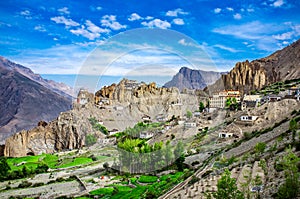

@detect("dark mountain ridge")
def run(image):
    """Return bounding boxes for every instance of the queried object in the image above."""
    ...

[164,67,224,91]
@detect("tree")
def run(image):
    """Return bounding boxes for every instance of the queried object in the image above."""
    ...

[255,142,266,154]
[289,119,298,143]
[103,162,109,172]
[226,97,238,110]
[199,102,205,112]
[186,110,193,119]
[209,168,244,199]
[0,157,10,181]
[276,148,300,199]
[175,154,185,171]
[85,133,97,146]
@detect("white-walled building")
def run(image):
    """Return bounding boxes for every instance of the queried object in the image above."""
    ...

[240,115,258,121]
[139,131,154,139]
[184,122,197,128]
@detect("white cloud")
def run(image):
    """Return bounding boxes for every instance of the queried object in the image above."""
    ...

[272,0,284,7]
[70,20,109,40]
[20,10,32,19]
[233,13,242,20]
[101,15,126,30]
[272,32,293,40]
[128,13,142,21]
[141,19,171,29]
[51,16,80,27]
[226,7,234,11]
[166,8,188,17]
[85,20,109,34]
[145,16,154,20]
[214,8,222,14]
[172,18,184,25]
[70,26,100,40]
[212,21,289,51]
[214,44,239,53]
[58,7,70,15]
[96,6,102,10]
[34,25,46,32]
[247,8,255,12]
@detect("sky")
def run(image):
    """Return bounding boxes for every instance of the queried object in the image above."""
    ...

[0,0,300,77]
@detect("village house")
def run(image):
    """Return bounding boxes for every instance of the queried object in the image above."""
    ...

[108,129,120,136]
[193,111,201,117]
[240,115,258,121]
[184,122,197,128]
[114,106,124,111]
[139,131,154,139]
[98,120,104,125]
[218,132,233,138]
[156,114,168,122]
[242,95,262,110]
[98,98,110,105]
[267,95,282,102]
[124,79,140,90]
[141,115,151,122]
[77,89,94,105]
[99,137,116,145]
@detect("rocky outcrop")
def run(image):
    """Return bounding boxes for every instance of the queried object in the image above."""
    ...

[164,67,223,91]
[96,79,181,105]
[206,39,300,94]
[4,112,86,157]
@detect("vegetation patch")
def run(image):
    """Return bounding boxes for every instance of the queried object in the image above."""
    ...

[138,175,158,183]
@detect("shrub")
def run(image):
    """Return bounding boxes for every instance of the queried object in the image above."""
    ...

[85,134,97,146]
[18,180,32,188]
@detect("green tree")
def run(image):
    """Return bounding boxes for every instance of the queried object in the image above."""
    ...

[186,110,193,119]
[199,102,205,112]
[289,119,298,143]
[276,148,300,199]
[85,133,97,146]
[0,157,10,181]
[210,168,244,199]
[254,142,266,154]
[175,154,185,171]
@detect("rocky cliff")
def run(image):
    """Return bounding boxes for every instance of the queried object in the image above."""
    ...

[0,58,71,143]
[206,39,300,94]
[163,67,223,91]
[4,111,93,157]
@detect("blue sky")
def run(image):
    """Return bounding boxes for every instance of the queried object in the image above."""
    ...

[0,0,299,75]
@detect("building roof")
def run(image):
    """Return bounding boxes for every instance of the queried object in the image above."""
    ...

[244,95,261,101]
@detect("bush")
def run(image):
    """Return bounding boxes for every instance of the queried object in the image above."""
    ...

[171,134,175,139]
[85,134,97,146]
[18,180,32,188]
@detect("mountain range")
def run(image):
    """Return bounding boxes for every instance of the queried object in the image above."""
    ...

[0,57,72,143]
[163,67,224,90]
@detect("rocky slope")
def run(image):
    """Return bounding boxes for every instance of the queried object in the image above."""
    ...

[164,67,223,91]
[0,62,71,143]
[0,56,73,98]
[4,111,90,157]
[206,39,300,94]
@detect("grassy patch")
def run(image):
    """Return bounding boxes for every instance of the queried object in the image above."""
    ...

[58,157,93,168]
[90,187,114,195]
[138,175,158,183]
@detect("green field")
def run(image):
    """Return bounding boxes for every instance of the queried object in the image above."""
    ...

[6,153,107,173]
[84,171,185,199]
